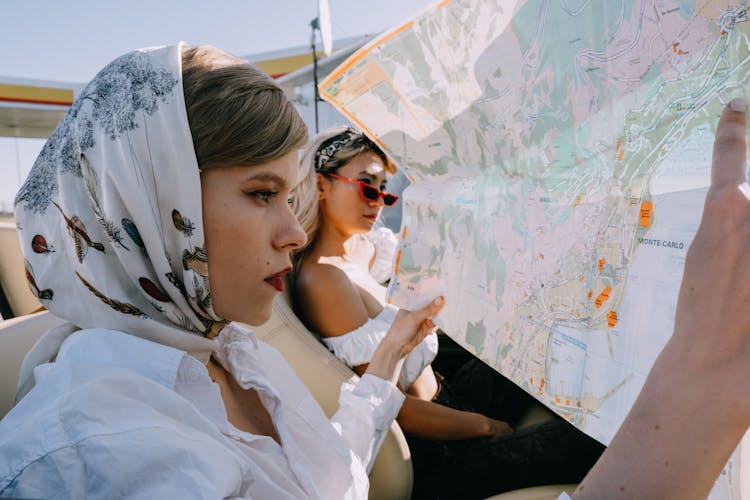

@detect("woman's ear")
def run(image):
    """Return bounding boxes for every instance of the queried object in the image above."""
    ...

[316,173,327,200]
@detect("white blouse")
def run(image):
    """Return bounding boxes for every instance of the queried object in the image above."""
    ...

[0,324,404,499]
[322,304,439,390]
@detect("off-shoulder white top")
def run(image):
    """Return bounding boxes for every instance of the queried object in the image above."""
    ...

[322,304,438,390]
[319,228,438,390]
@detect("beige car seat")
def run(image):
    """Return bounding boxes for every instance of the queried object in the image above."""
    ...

[251,290,413,500]
[0,222,41,317]
[0,311,66,416]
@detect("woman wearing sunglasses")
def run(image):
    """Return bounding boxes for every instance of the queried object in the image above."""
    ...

[291,126,604,499]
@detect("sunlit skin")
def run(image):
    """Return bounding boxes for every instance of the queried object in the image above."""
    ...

[315,151,389,253]
[201,151,307,327]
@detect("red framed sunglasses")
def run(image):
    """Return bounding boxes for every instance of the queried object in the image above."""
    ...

[323,172,400,206]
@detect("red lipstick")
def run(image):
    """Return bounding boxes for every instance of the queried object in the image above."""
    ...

[264,267,291,292]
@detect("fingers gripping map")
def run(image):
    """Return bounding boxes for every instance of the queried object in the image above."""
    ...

[320,1,749,495]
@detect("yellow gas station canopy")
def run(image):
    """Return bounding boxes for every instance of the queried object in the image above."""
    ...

[0,79,81,139]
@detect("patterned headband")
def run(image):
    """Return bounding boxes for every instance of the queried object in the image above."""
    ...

[314,128,389,172]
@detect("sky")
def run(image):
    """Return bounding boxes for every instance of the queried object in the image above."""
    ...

[0,0,435,211]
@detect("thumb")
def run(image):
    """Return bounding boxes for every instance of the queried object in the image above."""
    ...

[415,295,444,320]
[395,296,445,325]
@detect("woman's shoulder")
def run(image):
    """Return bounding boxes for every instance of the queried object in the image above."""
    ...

[296,258,358,301]
[0,369,244,496]
[294,260,376,338]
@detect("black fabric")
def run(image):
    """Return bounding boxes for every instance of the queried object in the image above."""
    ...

[406,358,605,500]
[430,332,475,379]
[0,282,15,320]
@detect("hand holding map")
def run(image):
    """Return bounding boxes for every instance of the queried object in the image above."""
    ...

[575,98,750,500]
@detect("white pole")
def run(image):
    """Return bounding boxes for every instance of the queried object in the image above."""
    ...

[318,0,332,56]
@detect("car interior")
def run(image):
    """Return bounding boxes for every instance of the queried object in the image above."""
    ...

[0,221,575,499]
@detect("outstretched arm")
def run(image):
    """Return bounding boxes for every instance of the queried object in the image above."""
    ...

[348,359,510,440]
[397,393,511,440]
[574,98,750,499]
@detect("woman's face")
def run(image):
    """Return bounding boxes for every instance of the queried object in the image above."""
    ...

[201,151,306,325]
[319,151,388,237]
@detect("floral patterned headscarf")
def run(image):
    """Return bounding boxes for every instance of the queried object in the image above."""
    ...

[14,44,221,361]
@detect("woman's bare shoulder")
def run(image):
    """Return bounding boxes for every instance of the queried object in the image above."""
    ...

[297,260,354,296]
[294,260,371,337]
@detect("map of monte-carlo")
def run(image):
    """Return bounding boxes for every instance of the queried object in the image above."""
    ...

[320,1,750,497]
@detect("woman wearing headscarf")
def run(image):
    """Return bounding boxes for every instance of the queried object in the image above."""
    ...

[0,44,443,499]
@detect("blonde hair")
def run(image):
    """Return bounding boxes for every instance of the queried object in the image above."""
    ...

[181,45,308,170]
[291,126,395,270]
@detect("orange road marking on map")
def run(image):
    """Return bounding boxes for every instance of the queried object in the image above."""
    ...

[617,149,625,161]
[393,250,402,275]
[607,310,618,328]
[324,61,426,144]
[323,22,414,84]
[566,399,571,406]
[539,378,545,393]
[639,201,653,227]
[402,226,408,239]
[615,136,623,151]
[555,397,561,403]
[598,259,606,272]
[573,194,583,207]
[594,286,612,309]
[588,289,593,299]
[673,42,680,53]
[318,21,421,144]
